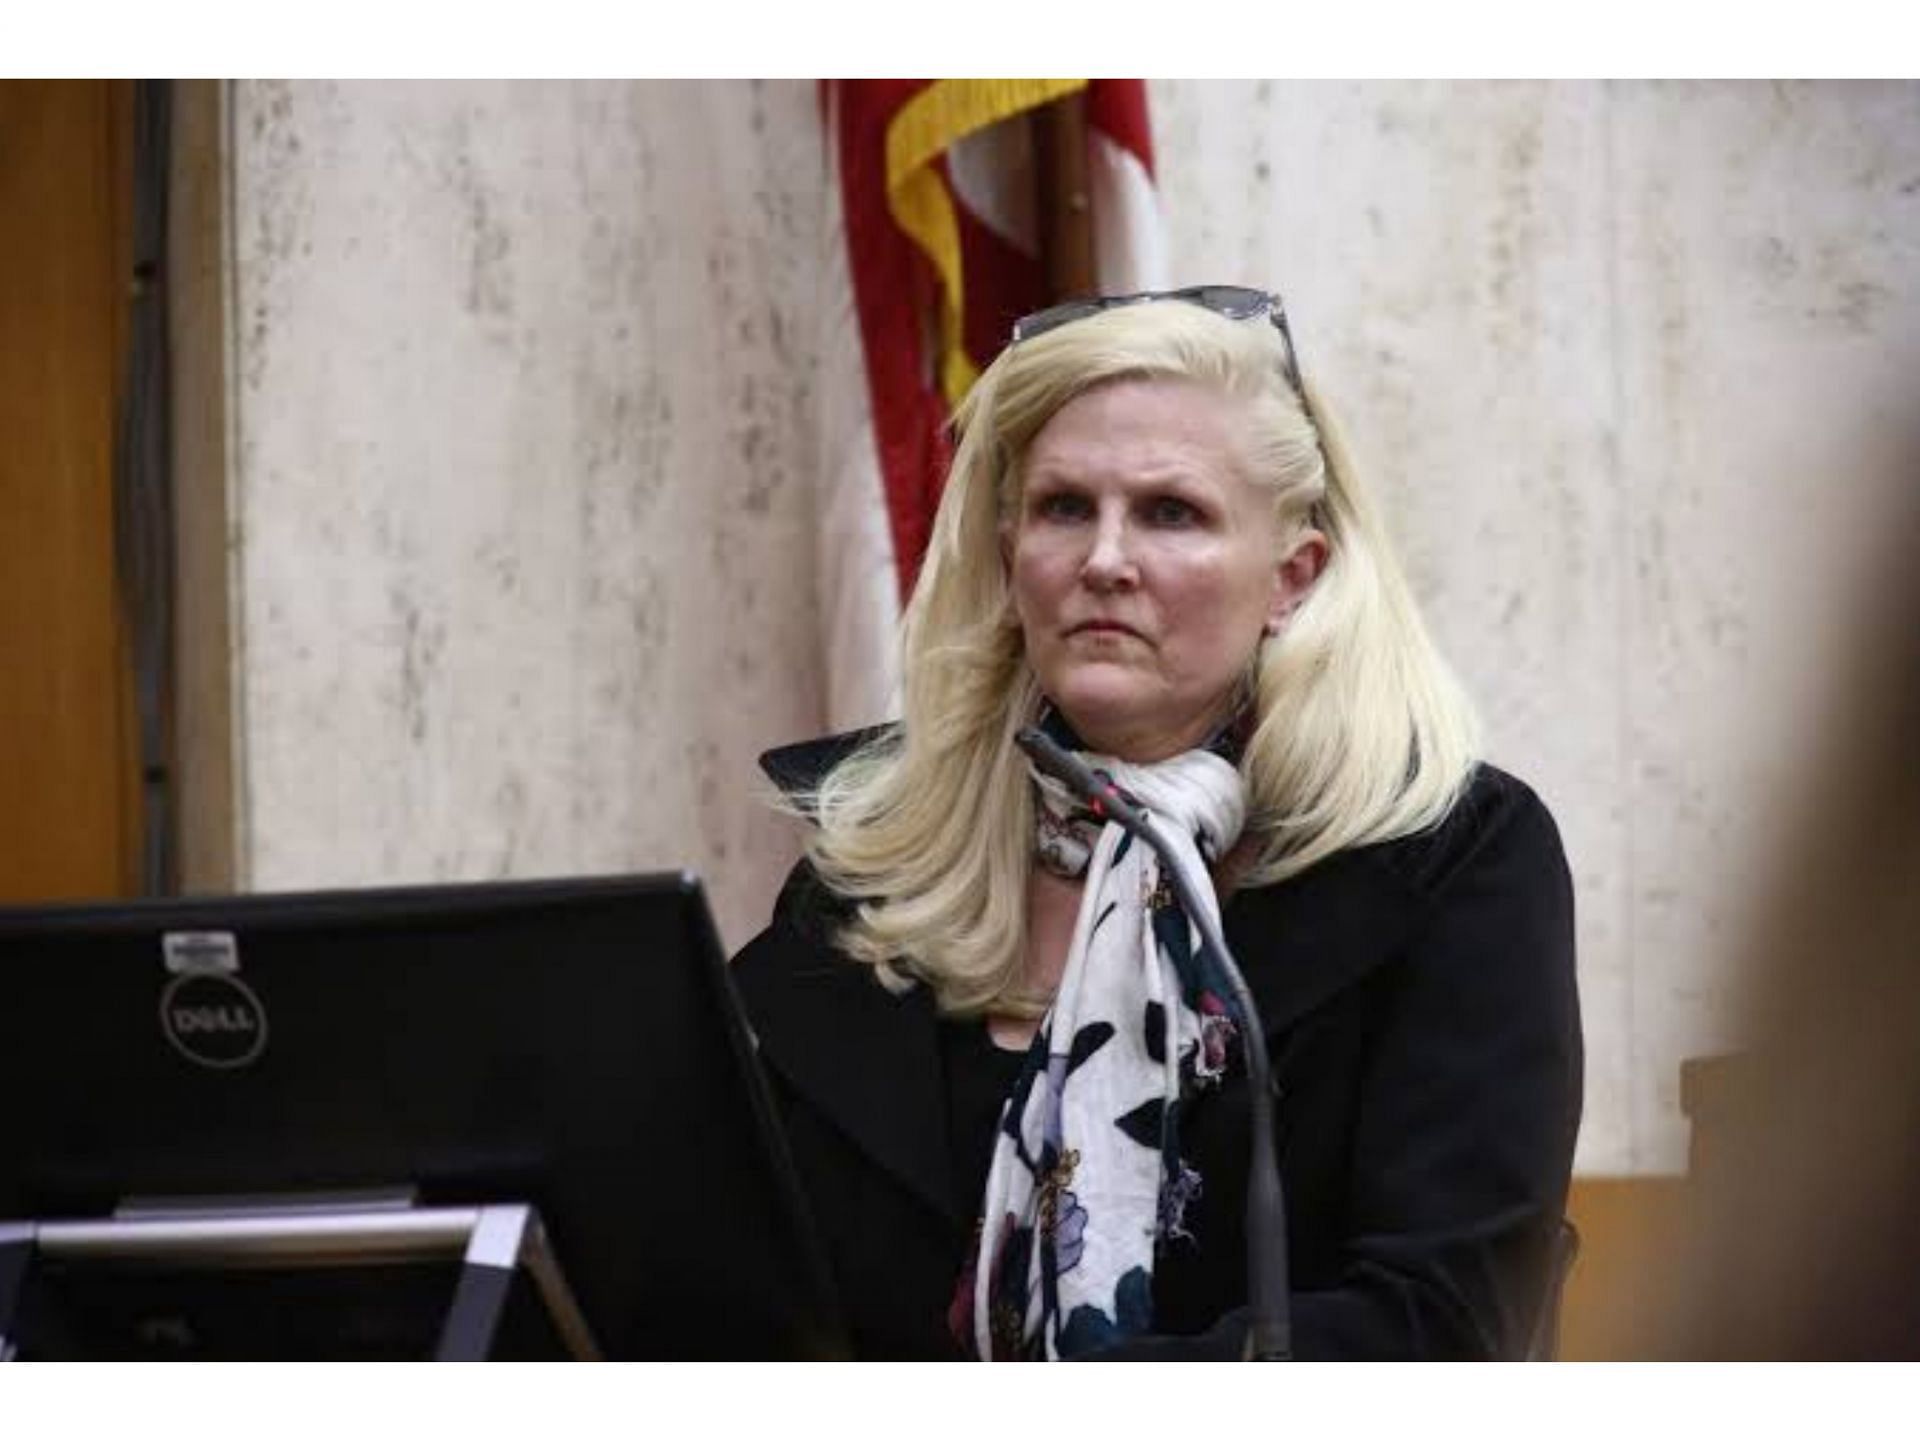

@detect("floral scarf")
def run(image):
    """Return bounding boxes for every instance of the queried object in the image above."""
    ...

[952,741,1248,1360]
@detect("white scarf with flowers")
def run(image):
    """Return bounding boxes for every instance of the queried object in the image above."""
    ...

[965,746,1246,1361]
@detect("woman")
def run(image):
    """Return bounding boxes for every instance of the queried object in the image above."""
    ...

[734,288,1582,1359]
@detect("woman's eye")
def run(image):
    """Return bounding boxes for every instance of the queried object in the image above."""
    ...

[1147,495,1201,527]
[1033,492,1091,521]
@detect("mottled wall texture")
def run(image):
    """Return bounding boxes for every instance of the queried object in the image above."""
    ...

[228,80,831,954]
[222,80,1920,1173]
[1150,80,1920,1171]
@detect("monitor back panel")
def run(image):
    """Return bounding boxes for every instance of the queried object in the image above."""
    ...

[0,874,836,1359]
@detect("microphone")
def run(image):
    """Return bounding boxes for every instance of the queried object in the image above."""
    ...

[1016,726,1292,1361]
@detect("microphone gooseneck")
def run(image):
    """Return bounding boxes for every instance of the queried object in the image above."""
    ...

[1015,726,1292,1361]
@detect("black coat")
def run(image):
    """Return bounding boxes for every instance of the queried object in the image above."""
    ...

[731,737,1583,1359]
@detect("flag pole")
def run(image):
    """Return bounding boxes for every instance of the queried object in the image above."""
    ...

[1033,91,1094,302]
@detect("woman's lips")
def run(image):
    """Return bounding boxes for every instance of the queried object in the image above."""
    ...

[1068,620,1142,639]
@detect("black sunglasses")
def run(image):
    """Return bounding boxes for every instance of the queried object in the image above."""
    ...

[1009,284,1307,400]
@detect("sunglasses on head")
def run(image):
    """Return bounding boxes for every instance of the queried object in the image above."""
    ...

[1009,284,1308,400]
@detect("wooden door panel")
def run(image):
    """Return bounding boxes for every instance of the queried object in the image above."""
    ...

[0,79,136,901]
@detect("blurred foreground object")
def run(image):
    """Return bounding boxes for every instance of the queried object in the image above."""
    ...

[1620,423,1920,1358]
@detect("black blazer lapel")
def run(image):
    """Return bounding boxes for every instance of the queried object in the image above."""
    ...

[758,727,899,814]
[739,927,959,1228]
[1223,844,1424,1039]
[747,730,958,1228]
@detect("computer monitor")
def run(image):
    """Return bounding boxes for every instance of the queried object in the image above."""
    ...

[0,872,843,1359]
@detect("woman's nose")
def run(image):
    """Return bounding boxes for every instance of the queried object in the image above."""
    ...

[1080,511,1139,589]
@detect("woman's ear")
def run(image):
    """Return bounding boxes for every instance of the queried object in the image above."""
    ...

[1266,527,1328,633]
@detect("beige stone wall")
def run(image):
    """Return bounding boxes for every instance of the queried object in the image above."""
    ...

[1152,79,1920,1168]
[219,79,1920,1172]
[226,80,833,948]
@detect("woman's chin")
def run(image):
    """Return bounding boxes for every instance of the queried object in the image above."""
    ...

[1048,695,1168,761]
[1046,681,1231,762]
[1047,683,1135,736]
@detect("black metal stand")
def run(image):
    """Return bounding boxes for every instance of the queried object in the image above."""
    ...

[0,1196,598,1361]
[0,1224,30,1361]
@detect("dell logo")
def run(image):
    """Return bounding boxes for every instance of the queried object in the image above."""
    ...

[159,969,269,1070]
[170,1005,258,1035]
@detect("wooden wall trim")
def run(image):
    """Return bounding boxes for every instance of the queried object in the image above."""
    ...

[169,78,238,893]
[1558,1174,1690,1360]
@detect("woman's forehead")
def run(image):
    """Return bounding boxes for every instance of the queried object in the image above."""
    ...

[1020,378,1257,479]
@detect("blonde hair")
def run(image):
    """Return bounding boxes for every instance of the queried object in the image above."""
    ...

[796,300,1480,1018]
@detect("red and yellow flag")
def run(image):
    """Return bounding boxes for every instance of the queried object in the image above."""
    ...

[818,79,1164,729]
